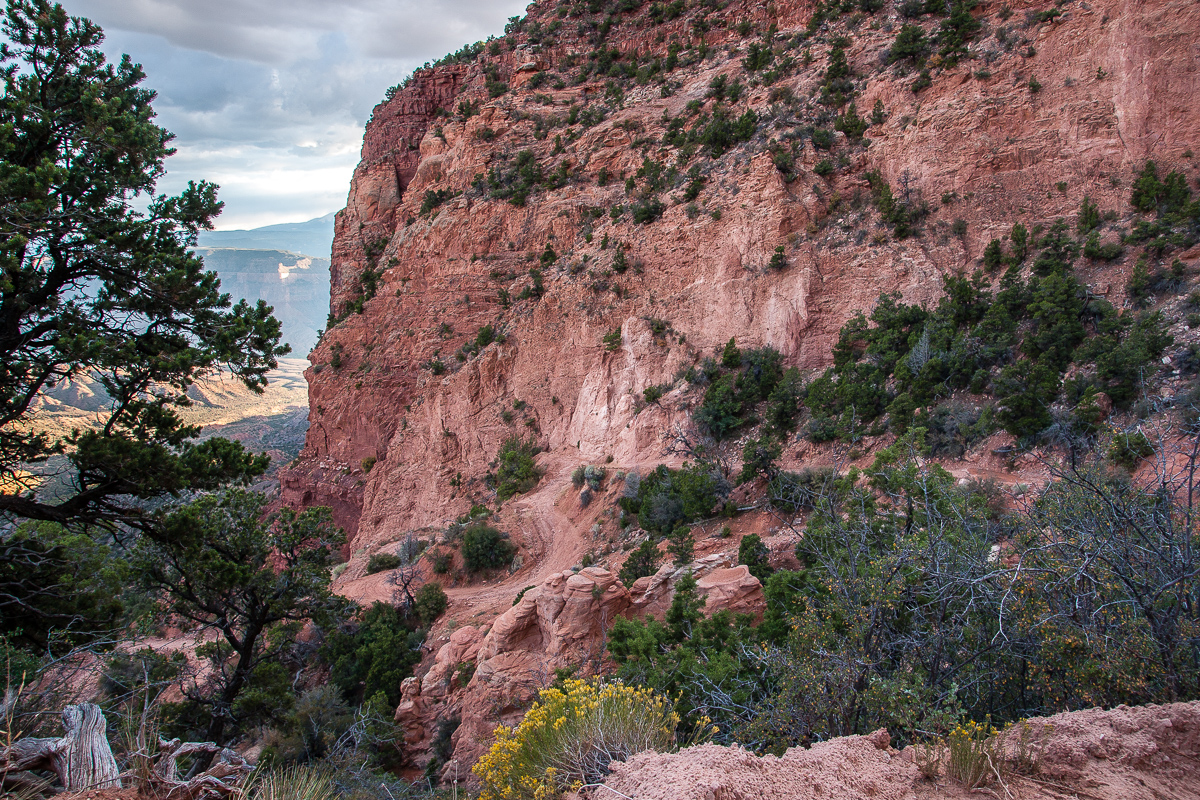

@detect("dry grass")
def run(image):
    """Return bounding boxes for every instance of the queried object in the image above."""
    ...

[246,766,336,800]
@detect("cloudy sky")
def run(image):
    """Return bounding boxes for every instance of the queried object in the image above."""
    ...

[68,0,528,230]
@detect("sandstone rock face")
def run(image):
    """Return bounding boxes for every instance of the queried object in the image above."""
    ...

[630,556,764,619]
[281,0,1200,777]
[434,567,631,773]
[421,624,484,698]
[479,567,631,660]
[284,0,1200,557]
[696,566,766,618]
[393,677,425,745]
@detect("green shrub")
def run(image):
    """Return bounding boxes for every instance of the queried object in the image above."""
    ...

[768,245,788,270]
[695,345,784,439]
[668,526,695,567]
[365,553,402,574]
[495,435,540,501]
[1127,260,1154,307]
[622,464,726,534]
[631,199,666,224]
[737,534,773,583]
[323,602,424,706]
[765,367,804,432]
[1082,232,1122,260]
[1109,430,1154,469]
[721,337,742,368]
[739,435,782,484]
[1131,160,1164,213]
[1078,196,1101,233]
[421,188,455,215]
[936,0,982,61]
[461,522,518,572]
[889,24,930,64]
[994,360,1060,439]
[488,150,564,206]
[584,465,606,490]
[415,582,448,628]
[834,103,868,141]
[619,539,661,586]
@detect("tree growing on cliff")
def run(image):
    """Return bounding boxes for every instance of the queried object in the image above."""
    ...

[133,489,348,747]
[0,0,287,533]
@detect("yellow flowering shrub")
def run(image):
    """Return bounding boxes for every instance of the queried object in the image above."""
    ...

[473,679,679,800]
[947,719,1000,789]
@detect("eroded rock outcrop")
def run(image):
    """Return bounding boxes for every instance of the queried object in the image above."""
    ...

[479,566,631,660]
[630,556,765,619]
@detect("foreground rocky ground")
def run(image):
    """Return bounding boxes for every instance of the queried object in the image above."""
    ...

[52,702,1200,800]
[597,702,1200,800]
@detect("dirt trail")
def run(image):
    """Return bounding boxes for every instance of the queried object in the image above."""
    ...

[441,469,589,620]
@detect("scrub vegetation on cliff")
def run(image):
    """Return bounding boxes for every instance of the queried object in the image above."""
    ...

[283,0,1200,786]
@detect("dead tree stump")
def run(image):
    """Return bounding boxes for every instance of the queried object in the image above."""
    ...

[0,702,121,791]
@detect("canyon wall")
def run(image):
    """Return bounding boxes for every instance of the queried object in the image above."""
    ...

[279,0,1200,771]
[284,0,1200,552]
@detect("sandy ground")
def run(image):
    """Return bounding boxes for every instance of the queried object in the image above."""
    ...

[594,701,1200,800]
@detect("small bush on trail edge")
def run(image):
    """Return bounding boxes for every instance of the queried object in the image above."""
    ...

[495,435,541,501]
[461,522,518,572]
[366,553,402,574]
[415,582,448,628]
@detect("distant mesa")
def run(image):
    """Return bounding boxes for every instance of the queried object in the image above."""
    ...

[194,212,336,356]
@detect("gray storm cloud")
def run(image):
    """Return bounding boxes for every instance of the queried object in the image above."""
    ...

[61,0,527,228]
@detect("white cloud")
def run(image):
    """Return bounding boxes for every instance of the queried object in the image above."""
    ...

[59,0,528,228]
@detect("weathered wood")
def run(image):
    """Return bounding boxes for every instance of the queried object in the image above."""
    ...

[0,703,121,791]
[150,737,252,800]
[61,703,122,790]
[1,704,251,799]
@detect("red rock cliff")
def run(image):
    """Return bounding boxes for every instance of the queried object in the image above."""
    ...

[283,0,1199,551]
[279,0,1200,774]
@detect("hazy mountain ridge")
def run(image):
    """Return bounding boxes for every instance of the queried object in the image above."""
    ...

[197,211,336,259]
